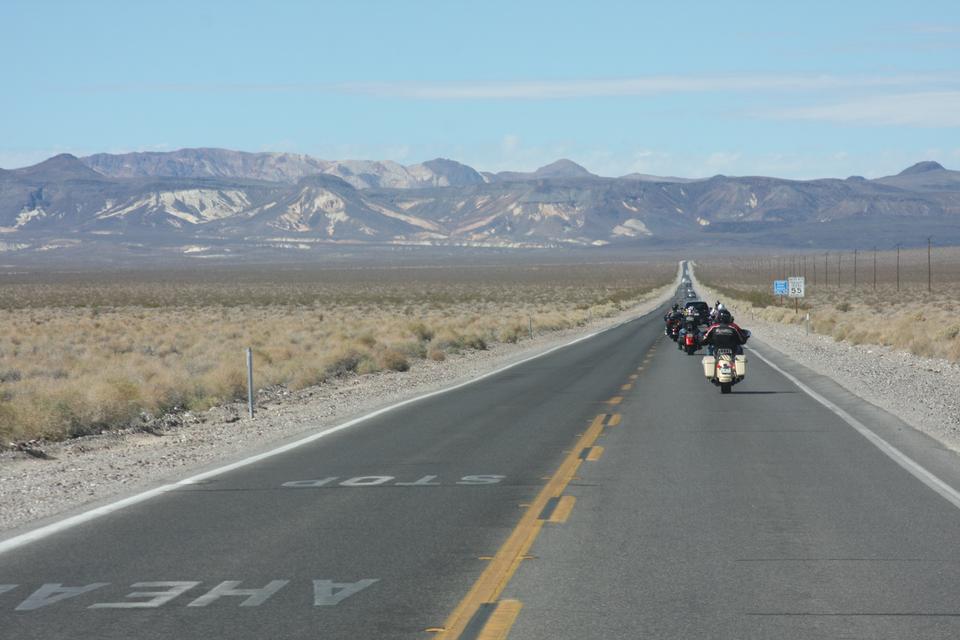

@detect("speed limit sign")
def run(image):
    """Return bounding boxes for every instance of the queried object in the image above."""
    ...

[788,277,805,298]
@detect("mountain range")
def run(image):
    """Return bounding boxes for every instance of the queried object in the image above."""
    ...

[2,148,959,258]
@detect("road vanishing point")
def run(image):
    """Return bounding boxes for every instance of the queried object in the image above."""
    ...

[3,262,960,639]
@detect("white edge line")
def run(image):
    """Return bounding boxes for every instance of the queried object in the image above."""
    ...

[749,346,960,511]
[689,263,960,511]
[0,266,683,556]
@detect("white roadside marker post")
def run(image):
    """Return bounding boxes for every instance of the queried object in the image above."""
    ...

[529,316,533,340]
[246,348,255,419]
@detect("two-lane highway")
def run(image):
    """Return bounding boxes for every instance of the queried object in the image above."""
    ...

[3,268,960,639]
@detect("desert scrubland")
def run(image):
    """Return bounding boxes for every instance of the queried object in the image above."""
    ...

[697,246,960,361]
[0,261,675,444]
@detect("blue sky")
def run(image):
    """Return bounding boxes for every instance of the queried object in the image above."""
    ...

[1,0,958,178]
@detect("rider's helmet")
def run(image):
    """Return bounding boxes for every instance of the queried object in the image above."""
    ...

[718,309,732,323]
[717,303,726,311]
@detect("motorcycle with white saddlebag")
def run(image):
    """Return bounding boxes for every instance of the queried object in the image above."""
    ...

[702,348,746,394]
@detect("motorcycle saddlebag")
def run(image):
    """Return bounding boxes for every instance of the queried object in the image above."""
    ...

[735,355,747,377]
[701,356,716,378]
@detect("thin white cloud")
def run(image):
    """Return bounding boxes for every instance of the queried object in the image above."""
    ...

[78,73,960,100]
[339,73,957,100]
[909,23,960,34]
[765,91,960,127]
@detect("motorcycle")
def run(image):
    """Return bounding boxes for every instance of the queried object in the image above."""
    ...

[702,348,746,394]
[682,329,699,355]
[666,318,681,341]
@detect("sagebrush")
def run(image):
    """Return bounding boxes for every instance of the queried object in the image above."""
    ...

[0,261,675,443]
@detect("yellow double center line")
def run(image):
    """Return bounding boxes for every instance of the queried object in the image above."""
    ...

[435,413,612,639]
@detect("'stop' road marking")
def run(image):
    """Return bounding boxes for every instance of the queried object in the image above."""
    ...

[0,274,681,557]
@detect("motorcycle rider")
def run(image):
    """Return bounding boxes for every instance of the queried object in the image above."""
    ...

[664,303,683,336]
[709,301,725,323]
[702,308,749,356]
[678,307,700,344]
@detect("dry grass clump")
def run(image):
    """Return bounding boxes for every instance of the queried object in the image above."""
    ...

[0,261,675,443]
[697,248,960,362]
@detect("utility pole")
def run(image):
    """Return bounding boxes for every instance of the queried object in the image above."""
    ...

[812,255,816,287]
[928,236,932,293]
[853,249,857,288]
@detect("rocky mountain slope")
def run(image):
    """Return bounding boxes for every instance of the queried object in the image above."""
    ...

[2,151,959,255]
[82,148,486,190]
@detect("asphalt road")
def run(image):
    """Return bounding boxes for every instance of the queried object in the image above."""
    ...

[3,265,960,639]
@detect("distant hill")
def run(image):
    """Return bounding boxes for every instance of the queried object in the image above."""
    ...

[82,148,485,190]
[2,150,959,255]
[873,161,960,192]
[15,153,106,182]
[486,159,597,183]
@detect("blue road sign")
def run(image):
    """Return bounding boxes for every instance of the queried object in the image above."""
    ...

[773,280,789,296]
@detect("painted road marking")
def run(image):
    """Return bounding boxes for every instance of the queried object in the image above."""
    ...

[312,579,379,606]
[281,475,505,488]
[475,599,522,640]
[3,579,378,611]
[629,374,639,380]
[338,476,394,487]
[0,276,679,558]
[537,497,560,520]
[581,446,604,461]
[541,496,576,523]
[435,414,607,638]
[607,396,623,405]
[750,347,960,512]
[91,582,199,609]
[460,602,497,639]
[607,414,622,427]
[15,583,109,611]
[621,383,632,391]
[185,580,291,608]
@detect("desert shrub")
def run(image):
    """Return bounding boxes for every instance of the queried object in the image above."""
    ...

[409,322,434,342]
[323,347,365,378]
[0,260,675,442]
[499,323,527,344]
[461,334,488,351]
[0,401,19,442]
[377,348,410,372]
[199,363,247,404]
[355,332,377,348]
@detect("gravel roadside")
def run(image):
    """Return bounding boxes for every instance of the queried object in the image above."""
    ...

[691,266,960,453]
[0,272,681,535]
